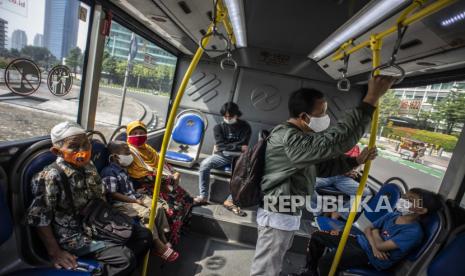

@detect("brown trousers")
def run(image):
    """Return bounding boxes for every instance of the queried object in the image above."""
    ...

[114,195,170,243]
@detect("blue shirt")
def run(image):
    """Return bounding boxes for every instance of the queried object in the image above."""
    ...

[357,212,423,270]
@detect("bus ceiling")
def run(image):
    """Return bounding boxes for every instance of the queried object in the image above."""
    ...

[107,0,465,85]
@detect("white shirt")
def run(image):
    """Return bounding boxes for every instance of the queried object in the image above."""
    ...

[256,207,301,231]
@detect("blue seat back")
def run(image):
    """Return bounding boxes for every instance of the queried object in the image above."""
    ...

[0,185,13,246]
[172,114,205,146]
[407,211,441,261]
[427,228,465,276]
[364,183,402,223]
[90,140,109,173]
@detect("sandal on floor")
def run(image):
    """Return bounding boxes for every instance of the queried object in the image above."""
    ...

[223,203,247,217]
[154,247,179,262]
[193,196,208,205]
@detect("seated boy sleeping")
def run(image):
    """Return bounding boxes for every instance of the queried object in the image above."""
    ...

[292,188,442,276]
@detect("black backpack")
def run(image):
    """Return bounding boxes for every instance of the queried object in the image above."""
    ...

[52,164,134,244]
[230,130,271,207]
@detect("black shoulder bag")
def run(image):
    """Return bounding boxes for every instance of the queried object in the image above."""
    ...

[51,164,134,244]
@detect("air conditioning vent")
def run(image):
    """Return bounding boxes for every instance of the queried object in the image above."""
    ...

[178,1,191,14]
[400,39,422,50]
[417,61,437,66]
[359,58,372,64]
[149,15,167,23]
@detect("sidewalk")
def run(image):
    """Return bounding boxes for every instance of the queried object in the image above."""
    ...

[0,84,149,141]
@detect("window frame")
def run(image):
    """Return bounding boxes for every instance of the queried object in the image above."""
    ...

[92,1,182,133]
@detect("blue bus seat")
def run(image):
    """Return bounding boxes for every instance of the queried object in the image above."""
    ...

[90,140,109,173]
[427,225,465,276]
[343,202,448,276]
[0,185,13,246]
[316,183,402,233]
[166,110,207,168]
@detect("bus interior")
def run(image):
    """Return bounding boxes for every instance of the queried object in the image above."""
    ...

[1,0,465,275]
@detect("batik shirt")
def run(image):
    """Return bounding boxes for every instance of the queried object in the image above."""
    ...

[26,157,104,252]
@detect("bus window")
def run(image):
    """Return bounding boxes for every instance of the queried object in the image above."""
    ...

[94,21,177,139]
[370,80,465,193]
[0,0,90,142]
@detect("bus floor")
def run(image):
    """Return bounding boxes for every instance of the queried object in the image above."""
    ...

[146,204,312,276]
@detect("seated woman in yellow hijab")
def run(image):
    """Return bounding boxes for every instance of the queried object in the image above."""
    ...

[126,120,193,245]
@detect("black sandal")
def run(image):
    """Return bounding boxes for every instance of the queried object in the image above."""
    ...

[224,203,247,217]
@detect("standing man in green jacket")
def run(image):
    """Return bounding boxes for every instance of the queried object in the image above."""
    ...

[250,76,395,276]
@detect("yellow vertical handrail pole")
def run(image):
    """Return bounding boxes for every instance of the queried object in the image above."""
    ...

[328,35,382,276]
[140,22,215,276]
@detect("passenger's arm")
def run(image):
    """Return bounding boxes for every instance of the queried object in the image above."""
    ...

[316,155,359,177]
[225,123,252,151]
[110,192,141,204]
[364,226,390,260]
[36,226,77,269]
[317,147,377,177]
[213,124,227,151]
[284,77,393,168]
[284,103,375,168]
[27,170,77,269]
[371,229,399,251]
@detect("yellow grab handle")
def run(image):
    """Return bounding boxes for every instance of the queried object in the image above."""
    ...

[140,23,214,276]
[328,35,382,276]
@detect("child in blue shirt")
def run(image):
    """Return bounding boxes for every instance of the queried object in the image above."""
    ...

[101,141,179,262]
[294,188,442,276]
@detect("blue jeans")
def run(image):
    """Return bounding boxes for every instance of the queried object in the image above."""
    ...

[199,154,233,200]
[311,175,372,219]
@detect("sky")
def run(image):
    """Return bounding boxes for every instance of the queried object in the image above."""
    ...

[0,0,88,50]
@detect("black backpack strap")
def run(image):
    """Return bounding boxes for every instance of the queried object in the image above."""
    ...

[50,163,76,213]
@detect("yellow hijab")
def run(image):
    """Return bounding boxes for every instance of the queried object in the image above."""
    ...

[126,121,160,179]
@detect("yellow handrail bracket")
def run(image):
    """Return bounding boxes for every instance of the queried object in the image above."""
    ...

[332,0,456,62]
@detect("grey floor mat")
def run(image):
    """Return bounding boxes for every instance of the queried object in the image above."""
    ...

[195,239,255,276]
[195,238,306,276]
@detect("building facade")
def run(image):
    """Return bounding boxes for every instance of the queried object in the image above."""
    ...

[106,21,177,67]
[11,29,27,50]
[0,19,6,49]
[393,81,465,115]
[43,0,79,60]
[33,34,44,47]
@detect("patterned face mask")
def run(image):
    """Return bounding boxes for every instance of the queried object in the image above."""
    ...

[62,149,92,167]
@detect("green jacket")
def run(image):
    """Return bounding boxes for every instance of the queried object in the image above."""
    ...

[260,103,375,212]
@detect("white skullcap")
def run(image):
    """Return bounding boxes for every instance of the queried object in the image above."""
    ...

[51,121,86,144]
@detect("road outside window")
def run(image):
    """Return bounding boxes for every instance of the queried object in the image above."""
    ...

[95,21,177,140]
[0,0,90,142]
[368,81,465,193]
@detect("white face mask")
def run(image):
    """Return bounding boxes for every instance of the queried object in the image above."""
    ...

[307,114,330,132]
[224,117,237,125]
[395,198,415,215]
[117,154,134,167]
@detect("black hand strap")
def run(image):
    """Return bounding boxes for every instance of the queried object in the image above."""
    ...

[50,163,76,213]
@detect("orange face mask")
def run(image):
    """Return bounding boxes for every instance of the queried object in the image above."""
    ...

[62,149,92,167]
